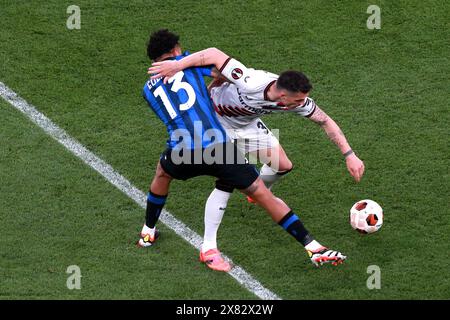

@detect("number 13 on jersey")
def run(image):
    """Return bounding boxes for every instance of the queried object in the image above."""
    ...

[152,71,197,119]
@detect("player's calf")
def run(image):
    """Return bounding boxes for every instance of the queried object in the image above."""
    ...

[244,180,346,267]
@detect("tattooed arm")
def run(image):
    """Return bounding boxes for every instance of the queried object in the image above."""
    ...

[309,106,351,153]
[308,106,365,182]
[148,48,229,82]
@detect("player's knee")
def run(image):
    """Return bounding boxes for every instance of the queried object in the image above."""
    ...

[272,160,293,176]
[155,162,172,180]
[278,158,293,173]
[244,178,269,198]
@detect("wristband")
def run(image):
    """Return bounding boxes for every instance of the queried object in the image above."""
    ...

[343,149,354,158]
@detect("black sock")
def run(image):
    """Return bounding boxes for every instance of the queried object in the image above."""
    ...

[278,211,314,246]
[145,192,167,228]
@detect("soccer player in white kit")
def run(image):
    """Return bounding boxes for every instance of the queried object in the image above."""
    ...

[149,48,364,271]
[209,64,316,189]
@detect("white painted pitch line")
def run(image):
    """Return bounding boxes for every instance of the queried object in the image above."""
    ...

[0,81,281,301]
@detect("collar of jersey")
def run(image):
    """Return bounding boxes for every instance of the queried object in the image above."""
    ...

[162,51,191,62]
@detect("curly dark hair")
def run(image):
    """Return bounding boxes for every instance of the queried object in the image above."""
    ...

[147,29,180,60]
[277,71,312,94]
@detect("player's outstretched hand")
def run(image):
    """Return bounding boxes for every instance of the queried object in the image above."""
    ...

[148,60,180,83]
[346,153,365,182]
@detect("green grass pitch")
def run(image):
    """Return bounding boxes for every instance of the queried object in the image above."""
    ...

[0,0,449,299]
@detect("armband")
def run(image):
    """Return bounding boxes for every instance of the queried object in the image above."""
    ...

[343,149,354,158]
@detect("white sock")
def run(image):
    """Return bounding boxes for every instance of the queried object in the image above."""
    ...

[304,240,323,252]
[260,164,282,190]
[141,224,155,237]
[202,188,231,253]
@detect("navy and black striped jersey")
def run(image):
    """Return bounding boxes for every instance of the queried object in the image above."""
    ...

[143,52,229,150]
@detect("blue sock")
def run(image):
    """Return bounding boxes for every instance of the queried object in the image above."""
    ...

[145,192,167,228]
[278,211,314,246]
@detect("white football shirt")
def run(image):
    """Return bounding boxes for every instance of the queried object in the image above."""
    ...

[210,58,317,129]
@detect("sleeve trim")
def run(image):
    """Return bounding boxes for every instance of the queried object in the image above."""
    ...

[304,105,317,118]
[219,57,232,73]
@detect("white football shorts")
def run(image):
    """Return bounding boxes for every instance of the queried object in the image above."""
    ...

[219,117,280,154]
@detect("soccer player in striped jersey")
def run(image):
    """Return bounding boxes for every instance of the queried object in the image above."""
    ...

[149,46,364,268]
[140,30,346,271]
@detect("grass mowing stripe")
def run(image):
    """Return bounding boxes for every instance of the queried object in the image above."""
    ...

[0,81,281,301]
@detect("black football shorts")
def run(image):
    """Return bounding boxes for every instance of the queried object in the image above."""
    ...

[159,142,259,192]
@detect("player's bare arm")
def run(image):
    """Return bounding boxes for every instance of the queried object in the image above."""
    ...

[149,47,262,94]
[148,47,229,82]
[208,67,229,92]
[309,105,365,182]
